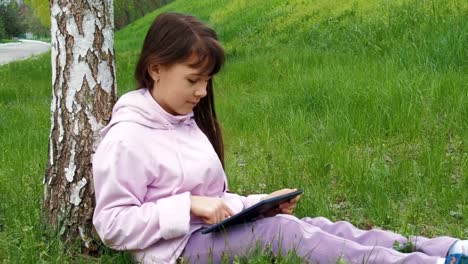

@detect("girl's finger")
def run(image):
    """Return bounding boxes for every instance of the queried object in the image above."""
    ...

[224,204,235,217]
[279,202,293,209]
[203,216,213,225]
[217,210,224,223]
[290,195,301,203]
[224,212,231,219]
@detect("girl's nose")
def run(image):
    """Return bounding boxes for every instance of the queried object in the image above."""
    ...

[194,85,207,98]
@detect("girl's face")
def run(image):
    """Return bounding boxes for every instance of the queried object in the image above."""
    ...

[149,61,211,115]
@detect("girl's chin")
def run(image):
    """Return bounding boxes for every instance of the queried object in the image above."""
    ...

[174,109,193,116]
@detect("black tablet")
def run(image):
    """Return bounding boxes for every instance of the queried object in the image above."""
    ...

[201,189,303,234]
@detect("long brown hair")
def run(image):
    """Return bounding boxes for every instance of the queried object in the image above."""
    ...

[135,12,225,166]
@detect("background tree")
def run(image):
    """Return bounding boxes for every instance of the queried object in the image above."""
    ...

[19,1,50,38]
[0,1,24,38]
[0,19,6,40]
[22,0,172,33]
[44,0,117,253]
[29,0,51,28]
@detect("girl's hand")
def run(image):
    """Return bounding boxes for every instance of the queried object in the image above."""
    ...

[262,188,302,215]
[190,195,235,224]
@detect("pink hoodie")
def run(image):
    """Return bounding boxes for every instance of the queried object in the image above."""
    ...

[92,88,266,263]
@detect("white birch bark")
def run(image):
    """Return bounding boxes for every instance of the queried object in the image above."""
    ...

[44,0,116,252]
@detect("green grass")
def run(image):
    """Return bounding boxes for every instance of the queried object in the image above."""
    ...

[0,39,19,44]
[1,0,467,263]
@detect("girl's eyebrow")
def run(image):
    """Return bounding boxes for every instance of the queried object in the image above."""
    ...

[187,73,212,79]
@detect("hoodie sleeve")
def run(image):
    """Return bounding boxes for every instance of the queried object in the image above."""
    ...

[92,138,191,250]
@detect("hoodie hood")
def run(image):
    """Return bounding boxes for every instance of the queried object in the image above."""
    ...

[100,88,195,137]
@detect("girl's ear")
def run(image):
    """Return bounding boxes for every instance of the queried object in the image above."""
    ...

[147,64,160,82]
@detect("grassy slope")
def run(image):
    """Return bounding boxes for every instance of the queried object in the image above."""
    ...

[0,0,467,262]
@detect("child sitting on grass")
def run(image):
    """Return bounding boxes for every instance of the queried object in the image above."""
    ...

[92,12,467,264]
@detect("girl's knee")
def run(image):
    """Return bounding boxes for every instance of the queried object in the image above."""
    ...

[301,216,332,224]
[254,215,308,254]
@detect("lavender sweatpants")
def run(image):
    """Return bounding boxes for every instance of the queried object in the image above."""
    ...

[181,214,456,264]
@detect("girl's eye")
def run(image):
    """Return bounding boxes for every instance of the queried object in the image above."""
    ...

[187,79,197,84]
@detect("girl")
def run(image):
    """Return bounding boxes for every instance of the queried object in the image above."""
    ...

[92,12,467,264]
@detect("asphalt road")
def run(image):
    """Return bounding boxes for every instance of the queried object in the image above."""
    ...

[0,40,51,65]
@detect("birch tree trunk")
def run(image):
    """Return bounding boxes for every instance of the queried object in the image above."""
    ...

[44,0,116,252]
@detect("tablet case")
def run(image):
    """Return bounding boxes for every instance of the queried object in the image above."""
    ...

[201,189,303,234]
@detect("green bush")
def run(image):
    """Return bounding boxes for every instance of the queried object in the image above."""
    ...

[20,4,50,38]
[0,2,24,38]
[0,19,6,40]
